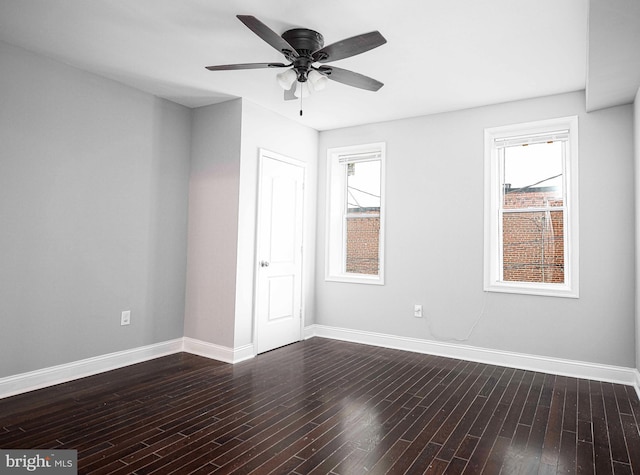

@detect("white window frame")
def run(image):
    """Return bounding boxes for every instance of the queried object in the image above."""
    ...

[484,116,579,298]
[325,142,386,285]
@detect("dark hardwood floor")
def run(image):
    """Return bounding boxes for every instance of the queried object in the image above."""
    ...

[1,338,640,474]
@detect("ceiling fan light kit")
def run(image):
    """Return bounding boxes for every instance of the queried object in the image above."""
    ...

[307,70,328,91]
[280,69,327,98]
[294,81,311,99]
[276,68,297,90]
[205,15,387,114]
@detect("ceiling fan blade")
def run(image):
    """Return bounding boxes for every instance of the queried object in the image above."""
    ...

[317,66,383,91]
[312,31,386,63]
[284,83,297,101]
[236,15,299,58]
[205,62,287,71]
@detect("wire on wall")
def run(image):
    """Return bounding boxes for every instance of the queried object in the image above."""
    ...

[425,292,489,342]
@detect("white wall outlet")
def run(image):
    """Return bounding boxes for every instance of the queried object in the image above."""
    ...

[414,304,423,318]
[121,310,131,326]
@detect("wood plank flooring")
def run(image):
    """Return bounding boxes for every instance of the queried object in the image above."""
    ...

[1,338,640,474]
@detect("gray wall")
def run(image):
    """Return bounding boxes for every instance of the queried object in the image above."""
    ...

[2,37,637,377]
[0,42,191,377]
[183,99,242,348]
[316,91,636,368]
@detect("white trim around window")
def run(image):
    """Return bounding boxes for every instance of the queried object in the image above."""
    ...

[484,116,579,298]
[325,142,386,285]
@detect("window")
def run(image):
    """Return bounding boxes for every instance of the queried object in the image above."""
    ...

[484,117,579,297]
[326,143,386,284]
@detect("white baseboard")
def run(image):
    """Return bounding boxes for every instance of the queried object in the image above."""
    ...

[182,337,255,364]
[1,337,256,399]
[634,369,640,401]
[303,325,316,340]
[305,324,640,390]
[2,331,637,400]
[0,339,183,399]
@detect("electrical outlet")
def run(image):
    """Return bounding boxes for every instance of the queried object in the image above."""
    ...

[414,304,423,318]
[121,310,131,326]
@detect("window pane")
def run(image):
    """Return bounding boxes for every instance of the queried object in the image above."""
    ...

[345,160,381,275]
[502,210,565,283]
[346,160,381,211]
[346,214,380,274]
[502,141,563,209]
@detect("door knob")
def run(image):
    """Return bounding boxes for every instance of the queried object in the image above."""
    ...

[260,260,270,267]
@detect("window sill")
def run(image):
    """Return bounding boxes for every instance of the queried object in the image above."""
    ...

[484,281,578,298]
[326,274,385,285]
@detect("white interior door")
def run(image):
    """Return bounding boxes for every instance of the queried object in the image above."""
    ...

[255,151,305,354]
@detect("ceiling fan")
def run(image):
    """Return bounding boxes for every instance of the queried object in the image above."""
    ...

[206,15,387,105]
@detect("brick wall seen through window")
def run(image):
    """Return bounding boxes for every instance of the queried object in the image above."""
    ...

[502,187,564,283]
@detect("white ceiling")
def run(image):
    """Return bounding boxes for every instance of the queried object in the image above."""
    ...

[0,0,631,131]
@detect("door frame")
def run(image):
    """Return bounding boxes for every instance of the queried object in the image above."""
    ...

[253,148,307,356]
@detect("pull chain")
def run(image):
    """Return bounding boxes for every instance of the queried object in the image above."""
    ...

[299,86,303,116]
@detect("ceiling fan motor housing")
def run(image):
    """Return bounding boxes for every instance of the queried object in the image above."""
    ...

[282,28,324,55]
[282,28,325,81]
